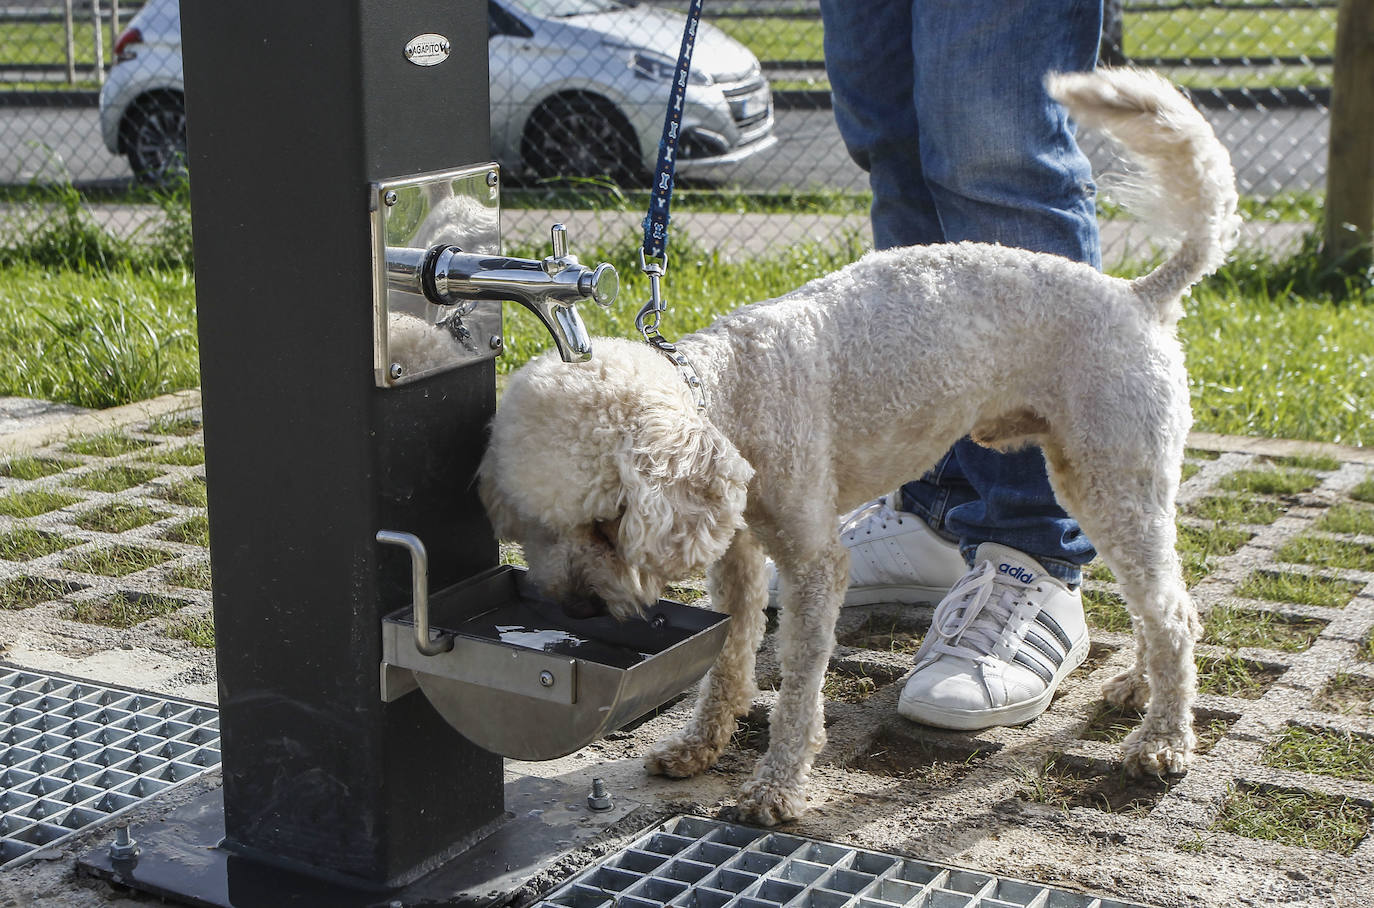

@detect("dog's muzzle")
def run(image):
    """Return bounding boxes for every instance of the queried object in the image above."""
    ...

[561,592,610,620]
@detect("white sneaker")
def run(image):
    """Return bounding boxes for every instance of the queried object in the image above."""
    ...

[766,490,967,608]
[897,543,1088,731]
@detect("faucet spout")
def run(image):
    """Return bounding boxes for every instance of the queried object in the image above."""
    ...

[383,225,618,363]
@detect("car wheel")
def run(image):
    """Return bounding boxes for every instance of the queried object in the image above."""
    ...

[121,92,188,186]
[521,92,642,183]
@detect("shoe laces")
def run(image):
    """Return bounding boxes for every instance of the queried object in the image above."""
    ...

[839,494,905,538]
[924,561,1037,665]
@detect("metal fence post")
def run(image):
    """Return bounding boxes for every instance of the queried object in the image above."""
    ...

[1325,0,1374,268]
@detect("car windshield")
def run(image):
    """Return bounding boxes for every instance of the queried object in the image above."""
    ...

[515,0,625,18]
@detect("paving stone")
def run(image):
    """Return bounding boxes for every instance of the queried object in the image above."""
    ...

[1,402,1372,905]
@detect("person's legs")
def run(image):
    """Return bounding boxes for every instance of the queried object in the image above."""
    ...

[818,0,943,250]
[897,0,1103,584]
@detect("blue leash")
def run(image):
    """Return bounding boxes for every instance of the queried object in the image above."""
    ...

[636,0,708,409]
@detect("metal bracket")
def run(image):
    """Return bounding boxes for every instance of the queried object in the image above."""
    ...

[370,163,503,387]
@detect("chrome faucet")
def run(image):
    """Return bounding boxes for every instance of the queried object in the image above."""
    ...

[385,224,617,362]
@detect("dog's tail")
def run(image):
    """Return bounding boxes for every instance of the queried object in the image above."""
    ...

[1047,68,1240,318]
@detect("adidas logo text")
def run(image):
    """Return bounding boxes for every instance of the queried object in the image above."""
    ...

[998,563,1036,584]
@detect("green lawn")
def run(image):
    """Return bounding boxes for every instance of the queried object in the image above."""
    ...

[1,196,1371,446]
[713,8,1335,92]
[0,20,111,67]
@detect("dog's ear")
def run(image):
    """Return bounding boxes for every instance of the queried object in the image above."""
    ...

[616,406,753,578]
[477,444,523,542]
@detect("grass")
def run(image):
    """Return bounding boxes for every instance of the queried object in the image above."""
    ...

[1264,725,1374,784]
[0,576,83,609]
[63,464,160,493]
[1196,653,1285,700]
[1212,784,1372,856]
[1235,570,1363,610]
[0,189,1371,443]
[145,413,202,436]
[68,591,188,629]
[1353,476,1374,504]
[1186,495,1284,525]
[162,514,209,547]
[1083,589,1133,634]
[1316,503,1374,536]
[61,543,173,577]
[0,526,75,561]
[712,7,1335,91]
[1268,453,1342,472]
[1276,535,1374,572]
[1202,605,1326,653]
[73,501,165,534]
[164,613,215,648]
[0,488,81,517]
[142,443,205,467]
[155,477,207,509]
[164,560,212,591]
[1016,752,1171,816]
[1216,468,1320,497]
[0,456,79,480]
[63,431,155,457]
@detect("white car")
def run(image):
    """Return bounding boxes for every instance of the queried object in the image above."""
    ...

[99,0,775,184]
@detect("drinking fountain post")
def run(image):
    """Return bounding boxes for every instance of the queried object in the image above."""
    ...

[87,0,508,893]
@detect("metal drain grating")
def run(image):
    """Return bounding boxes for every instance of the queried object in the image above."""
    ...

[0,668,220,868]
[538,816,1148,908]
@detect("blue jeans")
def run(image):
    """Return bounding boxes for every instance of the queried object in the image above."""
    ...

[819,0,1103,583]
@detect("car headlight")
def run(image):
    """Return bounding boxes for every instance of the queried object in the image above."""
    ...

[617,46,714,86]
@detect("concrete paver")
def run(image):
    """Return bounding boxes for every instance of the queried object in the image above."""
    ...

[0,393,1371,906]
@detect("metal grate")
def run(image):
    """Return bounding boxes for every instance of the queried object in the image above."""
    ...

[0,667,220,869]
[538,816,1148,908]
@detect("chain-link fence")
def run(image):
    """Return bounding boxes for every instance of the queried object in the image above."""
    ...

[0,0,1338,263]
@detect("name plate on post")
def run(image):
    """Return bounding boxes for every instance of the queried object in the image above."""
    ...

[370,163,504,387]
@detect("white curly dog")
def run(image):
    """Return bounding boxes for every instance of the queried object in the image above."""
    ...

[478,69,1239,826]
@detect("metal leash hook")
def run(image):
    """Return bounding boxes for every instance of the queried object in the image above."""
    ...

[635,250,668,346]
[635,251,708,411]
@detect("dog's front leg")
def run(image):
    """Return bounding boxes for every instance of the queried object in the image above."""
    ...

[735,542,846,825]
[645,530,768,779]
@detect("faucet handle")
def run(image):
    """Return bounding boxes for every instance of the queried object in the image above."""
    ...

[582,263,618,308]
[550,223,569,260]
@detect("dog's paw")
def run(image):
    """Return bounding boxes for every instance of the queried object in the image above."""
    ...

[735,777,807,827]
[1122,725,1196,777]
[1101,670,1150,711]
[644,731,722,779]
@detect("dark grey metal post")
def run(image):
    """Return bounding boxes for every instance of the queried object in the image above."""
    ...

[180,0,501,887]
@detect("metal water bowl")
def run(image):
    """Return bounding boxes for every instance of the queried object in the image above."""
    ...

[380,561,728,761]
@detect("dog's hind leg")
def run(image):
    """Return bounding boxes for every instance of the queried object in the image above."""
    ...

[1045,439,1199,777]
[735,539,847,825]
[645,529,770,779]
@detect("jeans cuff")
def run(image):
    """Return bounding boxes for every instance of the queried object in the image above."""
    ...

[955,547,1083,589]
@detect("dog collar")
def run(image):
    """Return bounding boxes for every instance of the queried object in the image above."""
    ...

[648,334,708,411]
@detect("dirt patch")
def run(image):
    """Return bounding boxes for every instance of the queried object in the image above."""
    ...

[851,728,997,787]
[823,661,908,703]
[1079,701,1238,754]
[1315,672,1374,716]
[837,613,929,654]
[1018,754,1174,817]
